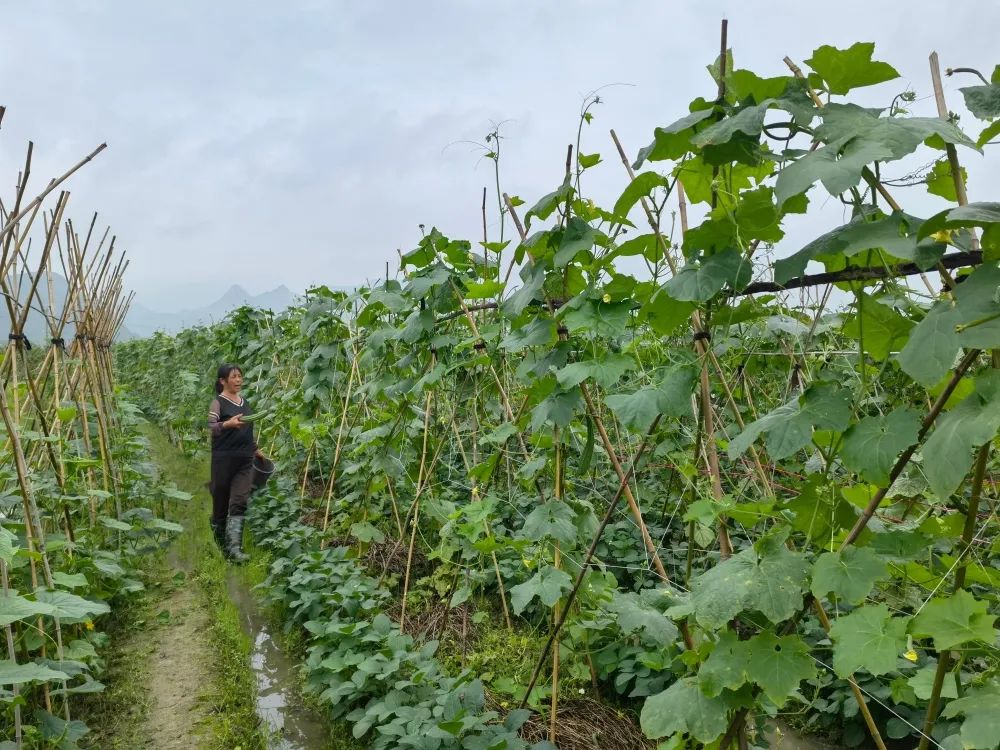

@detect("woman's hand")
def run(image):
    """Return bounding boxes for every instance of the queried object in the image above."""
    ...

[255,449,265,460]
[224,415,244,429]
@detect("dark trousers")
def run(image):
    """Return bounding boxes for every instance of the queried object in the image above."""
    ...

[211,454,254,525]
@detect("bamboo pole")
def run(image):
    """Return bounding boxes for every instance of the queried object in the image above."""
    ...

[399,368,436,631]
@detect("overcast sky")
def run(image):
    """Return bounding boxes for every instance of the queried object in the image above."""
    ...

[2,1,997,311]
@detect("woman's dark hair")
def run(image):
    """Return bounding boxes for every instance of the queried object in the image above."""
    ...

[215,364,243,394]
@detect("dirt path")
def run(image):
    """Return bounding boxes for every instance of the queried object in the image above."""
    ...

[142,554,214,749]
[132,425,264,750]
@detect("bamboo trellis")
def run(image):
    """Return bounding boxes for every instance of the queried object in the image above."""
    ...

[0,110,131,747]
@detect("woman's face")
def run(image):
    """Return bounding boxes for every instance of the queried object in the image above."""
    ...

[221,369,243,392]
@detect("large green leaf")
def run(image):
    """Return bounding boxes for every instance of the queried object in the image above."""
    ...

[0,592,57,626]
[691,101,771,148]
[560,298,632,338]
[689,533,809,628]
[839,407,921,486]
[33,590,110,623]
[502,263,546,318]
[613,172,669,220]
[638,287,695,336]
[896,301,963,387]
[729,382,852,460]
[509,565,572,614]
[529,390,581,431]
[805,42,900,95]
[816,104,976,157]
[745,632,816,707]
[977,120,1000,150]
[0,660,70,685]
[941,683,1000,750]
[776,213,944,284]
[785,477,856,543]
[554,354,635,390]
[776,104,975,206]
[34,709,90,749]
[501,317,555,352]
[899,264,1000,386]
[775,136,889,206]
[663,248,751,302]
[910,589,997,651]
[640,677,728,743]
[698,630,747,696]
[605,363,697,431]
[554,218,599,267]
[524,179,573,228]
[811,547,888,605]
[734,186,785,244]
[604,388,662,431]
[729,69,794,104]
[960,85,1000,120]
[922,371,1000,499]
[908,663,958,701]
[699,630,814,707]
[633,108,716,168]
[926,158,968,202]
[607,591,678,643]
[0,526,17,565]
[841,295,916,362]
[519,502,578,546]
[674,154,772,208]
[349,521,385,544]
[829,603,909,677]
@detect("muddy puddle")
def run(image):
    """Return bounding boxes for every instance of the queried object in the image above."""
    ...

[226,572,330,749]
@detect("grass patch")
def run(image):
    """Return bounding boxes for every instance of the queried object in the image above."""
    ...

[195,550,265,749]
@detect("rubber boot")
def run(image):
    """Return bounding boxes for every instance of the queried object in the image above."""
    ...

[225,515,250,564]
[209,519,228,556]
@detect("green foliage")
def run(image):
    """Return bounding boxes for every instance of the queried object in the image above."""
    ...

[829,604,909,677]
[640,677,729,743]
[113,39,1000,750]
[246,492,550,750]
[811,547,888,604]
[910,590,997,651]
[805,42,900,94]
[839,408,921,485]
[688,532,810,628]
[941,682,1000,750]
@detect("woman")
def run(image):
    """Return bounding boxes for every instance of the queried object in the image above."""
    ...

[207,363,264,563]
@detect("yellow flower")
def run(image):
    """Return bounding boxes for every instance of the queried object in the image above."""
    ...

[84,620,94,631]
[602,293,612,304]
[903,649,918,662]
[930,229,953,244]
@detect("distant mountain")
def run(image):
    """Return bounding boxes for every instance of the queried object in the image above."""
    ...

[124,284,298,338]
[0,272,143,344]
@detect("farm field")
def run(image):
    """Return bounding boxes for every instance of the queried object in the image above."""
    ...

[5,25,1000,750]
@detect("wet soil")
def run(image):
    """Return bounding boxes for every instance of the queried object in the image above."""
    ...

[226,572,331,749]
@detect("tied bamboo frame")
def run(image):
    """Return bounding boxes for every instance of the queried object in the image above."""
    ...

[0,114,130,747]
